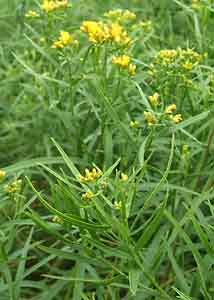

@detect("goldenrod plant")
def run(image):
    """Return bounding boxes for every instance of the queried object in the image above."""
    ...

[0,0,214,299]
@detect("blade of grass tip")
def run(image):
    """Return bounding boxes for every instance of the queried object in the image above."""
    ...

[168,248,190,294]
[103,125,113,168]
[138,131,153,167]
[179,128,203,146]
[175,111,210,130]
[3,157,64,174]
[13,53,69,87]
[193,13,202,50]
[73,263,86,300]
[93,82,134,141]
[172,287,193,300]
[136,188,168,249]
[132,133,175,229]
[39,163,74,186]
[132,81,152,110]
[128,269,141,296]
[26,209,71,244]
[51,138,81,179]
[2,263,14,300]
[164,210,211,300]
[26,177,109,231]
[14,227,34,300]
[129,245,171,299]
[99,158,121,179]
[24,34,58,67]
[172,0,193,12]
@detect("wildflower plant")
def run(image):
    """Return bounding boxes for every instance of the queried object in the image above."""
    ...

[0,0,214,300]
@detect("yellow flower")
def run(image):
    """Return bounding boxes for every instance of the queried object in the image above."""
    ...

[148,92,159,107]
[128,63,136,76]
[114,200,122,210]
[41,0,68,13]
[112,55,130,67]
[82,190,94,200]
[80,21,109,44]
[52,40,64,49]
[170,114,182,124]
[164,104,177,114]
[108,23,131,45]
[182,61,194,71]
[0,170,6,179]
[52,31,78,49]
[104,9,136,22]
[81,20,131,45]
[143,111,156,125]
[25,10,40,17]
[79,167,102,183]
[4,179,22,194]
[130,120,139,128]
[121,173,128,181]
[112,55,136,75]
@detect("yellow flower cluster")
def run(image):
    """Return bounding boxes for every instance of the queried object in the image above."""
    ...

[80,21,109,44]
[148,92,159,107]
[130,120,139,128]
[80,21,131,45]
[41,0,69,13]
[4,179,22,194]
[164,103,177,114]
[82,190,94,200]
[25,10,40,17]
[52,31,78,49]
[104,9,136,22]
[112,55,136,75]
[165,104,182,123]
[170,114,182,124]
[155,48,203,70]
[79,167,102,183]
[143,111,156,125]
[114,200,122,210]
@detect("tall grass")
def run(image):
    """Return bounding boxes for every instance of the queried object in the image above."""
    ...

[0,0,214,299]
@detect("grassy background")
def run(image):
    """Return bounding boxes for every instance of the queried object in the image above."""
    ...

[0,0,214,299]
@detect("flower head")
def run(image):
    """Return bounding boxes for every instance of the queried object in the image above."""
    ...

[80,21,109,44]
[79,167,102,183]
[4,179,22,194]
[112,55,136,75]
[41,0,69,13]
[130,120,139,128]
[52,31,78,49]
[164,104,177,114]
[114,200,122,210]
[112,55,130,67]
[170,114,182,123]
[104,9,136,23]
[148,92,159,107]
[143,111,157,125]
[82,190,94,200]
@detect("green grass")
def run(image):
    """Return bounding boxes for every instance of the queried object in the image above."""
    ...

[0,0,214,299]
